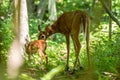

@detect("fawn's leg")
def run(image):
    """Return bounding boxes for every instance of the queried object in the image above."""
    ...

[28,53,30,61]
[44,52,48,66]
[38,49,45,64]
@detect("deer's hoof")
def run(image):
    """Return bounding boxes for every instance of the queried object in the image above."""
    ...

[79,66,84,70]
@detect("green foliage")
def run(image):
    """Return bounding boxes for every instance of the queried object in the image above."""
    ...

[92,34,120,72]
[0,18,13,64]
[41,65,65,80]
[112,0,120,17]
[0,0,13,64]
[29,17,38,40]
[19,73,35,80]
[0,0,120,80]
[57,0,92,12]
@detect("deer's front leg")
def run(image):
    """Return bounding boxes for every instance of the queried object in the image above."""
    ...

[44,52,48,66]
[38,49,45,63]
[65,34,70,71]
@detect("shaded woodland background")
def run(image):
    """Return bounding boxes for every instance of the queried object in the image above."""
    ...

[0,0,120,80]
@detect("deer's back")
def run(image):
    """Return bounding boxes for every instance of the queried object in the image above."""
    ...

[53,10,89,34]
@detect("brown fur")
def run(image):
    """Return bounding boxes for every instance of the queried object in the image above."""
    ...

[26,40,48,65]
[39,10,90,71]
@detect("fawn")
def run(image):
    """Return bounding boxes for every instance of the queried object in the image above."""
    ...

[25,31,48,65]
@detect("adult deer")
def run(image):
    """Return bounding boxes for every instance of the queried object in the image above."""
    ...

[38,10,90,72]
[25,31,48,65]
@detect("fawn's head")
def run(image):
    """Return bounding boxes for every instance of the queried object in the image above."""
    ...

[38,25,53,39]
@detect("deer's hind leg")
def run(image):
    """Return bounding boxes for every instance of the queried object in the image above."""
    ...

[71,33,82,71]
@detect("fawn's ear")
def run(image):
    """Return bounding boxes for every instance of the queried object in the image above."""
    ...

[38,25,41,31]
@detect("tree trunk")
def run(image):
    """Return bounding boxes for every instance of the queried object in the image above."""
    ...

[99,0,120,27]
[108,0,112,40]
[37,0,47,25]
[27,0,35,15]
[7,0,30,79]
[20,0,30,45]
[48,0,57,21]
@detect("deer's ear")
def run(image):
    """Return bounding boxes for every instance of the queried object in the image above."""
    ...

[45,26,52,36]
[38,25,41,31]
[46,32,50,36]
[45,27,50,36]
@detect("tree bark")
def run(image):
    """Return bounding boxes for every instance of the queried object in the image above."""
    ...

[20,0,30,44]
[37,0,47,25]
[99,0,120,27]
[108,0,112,40]
[48,0,57,21]
[27,0,35,15]
[7,0,30,79]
